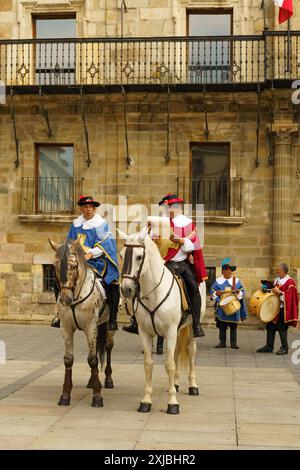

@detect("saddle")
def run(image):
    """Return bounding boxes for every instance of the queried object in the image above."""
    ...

[165,266,190,314]
[94,273,109,317]
[154,238,191,313]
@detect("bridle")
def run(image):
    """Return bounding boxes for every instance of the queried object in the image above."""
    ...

[121,243,146,293]
[121,241,175,335]
[56,254,96,330]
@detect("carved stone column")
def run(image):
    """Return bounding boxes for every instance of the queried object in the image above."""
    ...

[270,123,298,273]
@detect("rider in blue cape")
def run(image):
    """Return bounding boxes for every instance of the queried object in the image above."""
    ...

[51,195,119,331]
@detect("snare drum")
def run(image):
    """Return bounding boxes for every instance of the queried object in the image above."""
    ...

[248,290,280,323]
[219,294,241,316]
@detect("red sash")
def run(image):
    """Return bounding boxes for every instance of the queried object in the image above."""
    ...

[274,278,299,326]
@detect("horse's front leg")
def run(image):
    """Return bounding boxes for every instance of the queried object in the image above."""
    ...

[188,332,199,396]
[165,325,179,414]
[58,321,75,406]
[138,329,154,413]
[86,324,103,407]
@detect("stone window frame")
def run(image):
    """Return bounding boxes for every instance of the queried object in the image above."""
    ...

[188,141,245,225]
[35,142,76,215]
[17,1,87,39]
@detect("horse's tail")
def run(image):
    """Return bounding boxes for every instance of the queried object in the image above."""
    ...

[176,324,192,369]
[97,322,107,371]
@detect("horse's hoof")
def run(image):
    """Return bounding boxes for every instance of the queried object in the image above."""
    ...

[58,395,70,406]
[189,387,199,396]
[175,384,179,393]
[138,402,152,413]
[166,404,180,415]
[92,396,103,408]
[105,378,114,389]
[86,379,93,389]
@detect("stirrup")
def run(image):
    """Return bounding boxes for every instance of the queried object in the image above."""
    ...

[108,320,118,331]
[193,323,202,338]
[51,317,60,328]
[122,323,139,335]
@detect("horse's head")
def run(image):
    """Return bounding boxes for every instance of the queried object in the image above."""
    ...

[119,228,149,299]
[49,239,86,306]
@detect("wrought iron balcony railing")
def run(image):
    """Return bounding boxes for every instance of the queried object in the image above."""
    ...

[177,176,243,217]
[20,177,84,215]
[0,32,299,89]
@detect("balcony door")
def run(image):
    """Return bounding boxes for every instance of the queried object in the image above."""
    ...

[35,144,75,213]
[33,15,76,85]
[191,143,230,215]
[187,10,232,83]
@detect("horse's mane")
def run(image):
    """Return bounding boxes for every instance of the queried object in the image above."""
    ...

[57,241,87,282]
[144,235,165,267]
[57,243,70,282]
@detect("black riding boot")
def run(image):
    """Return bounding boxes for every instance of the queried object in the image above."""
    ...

[215,325,226,348]
[51,315,60,328]
[256,329,275,353]
[276,330,289,355]
[107,283,120,331]
[190,294,203,338]
[157,335,164,355]
[123,314,139,334]
[230,325,239,349]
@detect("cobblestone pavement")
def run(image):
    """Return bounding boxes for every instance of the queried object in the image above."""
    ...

[0,324,300,450]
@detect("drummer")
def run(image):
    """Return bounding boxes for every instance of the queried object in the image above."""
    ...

[256,263,298,355]
[210,258,247,349]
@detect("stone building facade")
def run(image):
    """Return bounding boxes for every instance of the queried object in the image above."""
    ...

[0,0,299,326]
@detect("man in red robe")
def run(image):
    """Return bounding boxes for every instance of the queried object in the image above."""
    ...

[123,193,207,338]
[156,193,207,338]
[257,263,299,355]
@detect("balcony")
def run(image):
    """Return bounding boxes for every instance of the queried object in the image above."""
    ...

[19,177,84,221]
[0,31,299,93]
[177,176,244,223]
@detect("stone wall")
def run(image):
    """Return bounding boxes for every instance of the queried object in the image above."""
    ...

[0,1,299,325]
[0,0,300,40]
[0,89,299,325]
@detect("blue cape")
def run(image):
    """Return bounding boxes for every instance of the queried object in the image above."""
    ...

[210,278,247,323]
[67,221,119,285]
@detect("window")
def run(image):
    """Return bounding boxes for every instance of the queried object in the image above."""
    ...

[191,143,230,215]
[43,264,59,299]
[33,14,76,85]
[36,144,76,213]
[187,10,232,83]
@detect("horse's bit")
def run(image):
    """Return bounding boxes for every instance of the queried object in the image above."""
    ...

[59,270,96,331]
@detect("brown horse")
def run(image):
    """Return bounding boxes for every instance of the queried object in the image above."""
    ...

[49,238,115,407]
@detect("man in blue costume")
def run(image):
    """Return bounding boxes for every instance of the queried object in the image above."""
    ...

[210,258,247,349]
[51,195,119,331]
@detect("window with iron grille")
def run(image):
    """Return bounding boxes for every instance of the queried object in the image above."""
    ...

[19,143,83,216]
[191,143,230,215]
[33,15,76,85]
[187,10,232,84]
[43,264,59,299]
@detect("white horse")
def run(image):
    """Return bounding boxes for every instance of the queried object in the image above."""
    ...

[49,239,115,407]
[120,228,206,414]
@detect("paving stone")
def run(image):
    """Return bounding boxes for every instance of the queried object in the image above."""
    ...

[0,325,300,450]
